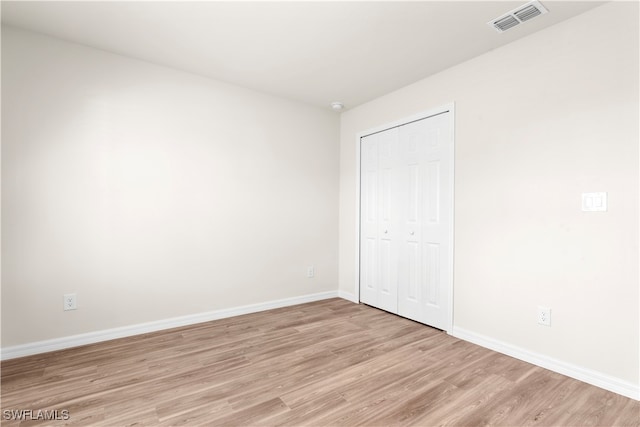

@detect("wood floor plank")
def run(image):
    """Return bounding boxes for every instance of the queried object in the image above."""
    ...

[1,298,638,426]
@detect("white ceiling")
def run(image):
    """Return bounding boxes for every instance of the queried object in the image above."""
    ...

[1,1,604,110]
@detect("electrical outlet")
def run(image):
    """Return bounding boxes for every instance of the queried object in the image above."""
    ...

[64,293,77,311]
[307,266,314,278]
[537,306,551,326]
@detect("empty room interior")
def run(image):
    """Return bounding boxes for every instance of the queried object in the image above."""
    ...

[1,1,639,426]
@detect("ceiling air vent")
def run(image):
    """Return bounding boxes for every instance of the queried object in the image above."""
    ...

[488,0,548,33]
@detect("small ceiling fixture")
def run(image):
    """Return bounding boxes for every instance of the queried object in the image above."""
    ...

[488,0,548,33]
[330,101,344,111]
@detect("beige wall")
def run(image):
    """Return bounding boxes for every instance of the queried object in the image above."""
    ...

[339,3,639,387]
[1,27,340,347]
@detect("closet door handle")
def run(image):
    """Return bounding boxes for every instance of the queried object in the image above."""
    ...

[384,229,388,234]
[409,231,415,236]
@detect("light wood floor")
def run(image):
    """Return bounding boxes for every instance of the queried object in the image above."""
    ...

[1,298,638,426]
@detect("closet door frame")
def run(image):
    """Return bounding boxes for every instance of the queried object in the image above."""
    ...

[354,103,455,333]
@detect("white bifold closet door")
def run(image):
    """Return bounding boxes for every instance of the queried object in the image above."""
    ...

[360,111,452,330]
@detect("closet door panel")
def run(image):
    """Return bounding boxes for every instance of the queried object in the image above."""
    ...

[397,113,451,329]
[377,129,399,313]
[359,134,379,307]
[397,120,426,323]
[359,129,400,313]
[422,112,451,328]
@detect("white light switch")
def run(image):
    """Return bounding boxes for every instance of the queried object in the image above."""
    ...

[582,192,607,212]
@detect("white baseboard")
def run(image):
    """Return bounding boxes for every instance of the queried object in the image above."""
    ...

[452,326,640,401]
[1,291,341,361]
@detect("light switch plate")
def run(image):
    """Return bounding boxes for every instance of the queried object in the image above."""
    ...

[582,192,607,212]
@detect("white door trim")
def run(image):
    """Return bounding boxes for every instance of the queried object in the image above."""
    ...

[354,102,455,333]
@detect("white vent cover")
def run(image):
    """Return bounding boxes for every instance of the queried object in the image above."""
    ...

[488,0,548,33]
